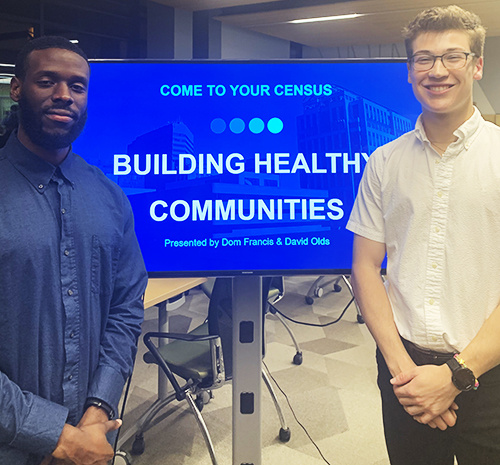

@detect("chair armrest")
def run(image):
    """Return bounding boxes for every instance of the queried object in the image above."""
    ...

[143,333,183,399]
[143,332,225,397]
[144,331,220,343]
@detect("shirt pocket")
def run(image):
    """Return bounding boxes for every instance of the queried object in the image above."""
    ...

[91,234,119,295]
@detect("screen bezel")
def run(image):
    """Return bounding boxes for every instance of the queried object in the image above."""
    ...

[88,58,408,278]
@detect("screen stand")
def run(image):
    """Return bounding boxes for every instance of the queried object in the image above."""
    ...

[232,275,263,465]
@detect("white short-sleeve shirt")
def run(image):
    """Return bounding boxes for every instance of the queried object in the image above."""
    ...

[347,108,500,352]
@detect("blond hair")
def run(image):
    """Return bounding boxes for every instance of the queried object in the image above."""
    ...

[403,5,486,57]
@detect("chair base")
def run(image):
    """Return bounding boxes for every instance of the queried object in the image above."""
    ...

[117,385,219,464]
[118,366,291,464]
[262,364,291,443]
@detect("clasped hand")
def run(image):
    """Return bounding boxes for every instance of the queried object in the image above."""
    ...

[41,406,121,465]
[391,364,460,430]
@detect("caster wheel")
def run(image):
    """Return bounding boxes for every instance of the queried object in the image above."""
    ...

[279,427,291,442]
[200,390,212,405]
[195,395,204,412]
[333,283,342,292]
[293,352,303,365]
[131,435,145,456]
[357,314,365,324]
[114,450,133,465]
[305,296,314,305]
[314,287,324,298]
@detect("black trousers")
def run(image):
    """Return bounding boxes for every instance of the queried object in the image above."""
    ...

[377,341,500,465]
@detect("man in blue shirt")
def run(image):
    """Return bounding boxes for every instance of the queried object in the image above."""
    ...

[0,36,148,465]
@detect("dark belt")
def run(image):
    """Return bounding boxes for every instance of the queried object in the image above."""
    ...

[402,338,454,366]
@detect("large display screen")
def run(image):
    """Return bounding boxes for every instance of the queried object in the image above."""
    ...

[73,60,420,276]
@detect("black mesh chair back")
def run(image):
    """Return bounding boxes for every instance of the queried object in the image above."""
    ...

[207,277,273,380]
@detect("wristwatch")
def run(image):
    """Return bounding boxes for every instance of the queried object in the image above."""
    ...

[84,397,115,419]
[445,355,479,392]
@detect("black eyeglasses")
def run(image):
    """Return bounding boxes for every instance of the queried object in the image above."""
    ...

[408,51,476,71]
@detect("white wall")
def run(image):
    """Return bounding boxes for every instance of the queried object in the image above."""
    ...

[221,23,290,60]
[302,42,406,59]
[174,8,193,59]
[480,36,500,113]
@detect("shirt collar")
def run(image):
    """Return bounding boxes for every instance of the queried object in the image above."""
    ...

[414,106,483,151]
[3,131,76,192]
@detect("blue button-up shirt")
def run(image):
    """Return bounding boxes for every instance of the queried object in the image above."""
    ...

[0,133,148,464]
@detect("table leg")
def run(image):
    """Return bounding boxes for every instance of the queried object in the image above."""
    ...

[157,300,168,400]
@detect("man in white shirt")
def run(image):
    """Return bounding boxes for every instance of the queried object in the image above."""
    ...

[347,5,500,464]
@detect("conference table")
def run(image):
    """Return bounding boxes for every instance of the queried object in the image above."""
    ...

[143,277,207,310]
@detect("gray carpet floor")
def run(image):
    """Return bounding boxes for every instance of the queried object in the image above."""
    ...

[117,275,390,465]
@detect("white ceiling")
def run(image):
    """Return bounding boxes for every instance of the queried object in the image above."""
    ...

[152,0,500,49]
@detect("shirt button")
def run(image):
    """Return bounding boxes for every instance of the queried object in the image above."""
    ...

[429,298,435,305]
[61,208,66,214]
[437,191,443,198]
[38,184,44,189]
[432,336,438,342]
[435,227,440,233]
[67,289,73,296]
[64,249,70,256]
[432,263,437,269]
[68,375,73,381]
[70,332,75,338]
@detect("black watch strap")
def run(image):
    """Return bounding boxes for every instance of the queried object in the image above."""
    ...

[84,397,115,419]
[445,355,479,392]
[445,355,461,372]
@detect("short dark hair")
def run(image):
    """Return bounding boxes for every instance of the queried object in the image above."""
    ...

[15,36,89,80]
[403,5,486,58]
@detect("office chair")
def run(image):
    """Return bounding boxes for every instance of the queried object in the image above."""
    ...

[202,276,303,365]
[305,275,364,324]
[131,277,291,465]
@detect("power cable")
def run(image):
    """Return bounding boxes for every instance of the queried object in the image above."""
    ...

[269,295,355,327]
[263,360,332,465]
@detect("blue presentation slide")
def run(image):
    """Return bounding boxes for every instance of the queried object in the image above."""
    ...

[74,61,420,275]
